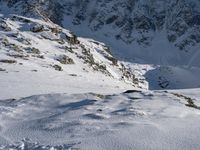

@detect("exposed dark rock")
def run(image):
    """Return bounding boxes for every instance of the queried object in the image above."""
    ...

[0,59,17,64]
[26,47,40,54]
[31,69,38,72]
[8,53,29,59]
[158,76,169,89]
[104,56,118,66]
[50,27,62,35]
[69,74,77,77]
[172,93,200,110]
[53,64,63,71]
[65,33,80,45]
[30,24,44,33]
[56,55,74,65]
[0,20,11,31]
[123,90,142,94]
[0,68,6,71]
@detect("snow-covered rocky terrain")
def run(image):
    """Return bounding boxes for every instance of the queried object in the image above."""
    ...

[0,13,141,99]
[0,0,200,150]
[23,0,200,65]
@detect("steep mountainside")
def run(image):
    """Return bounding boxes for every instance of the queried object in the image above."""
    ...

[0,12,143,99]
[1,1,200,149]
[1,0,199,65]
[1,0,200,90]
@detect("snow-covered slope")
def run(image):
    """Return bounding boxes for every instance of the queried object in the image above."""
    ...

[0,90,200,150]
[60,0,200,66]
[0,13,143,99]
[1,0,200,90]
[1,1,200,150]
[145,65,200,90]
[1,0,200,66]
[61,0,200,66]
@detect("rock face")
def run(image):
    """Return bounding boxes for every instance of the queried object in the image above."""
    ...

[1,0,200,66]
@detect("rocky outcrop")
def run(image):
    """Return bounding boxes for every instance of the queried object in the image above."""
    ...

[30,24,44,33]
[56,55,74,65]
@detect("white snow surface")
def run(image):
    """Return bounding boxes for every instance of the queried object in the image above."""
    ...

[0,90,200,150]
[0,14,139,100]
[0,5,200,150]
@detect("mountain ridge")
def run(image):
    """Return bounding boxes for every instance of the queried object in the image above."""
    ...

[1,0,199,66]
[1,0,200,92]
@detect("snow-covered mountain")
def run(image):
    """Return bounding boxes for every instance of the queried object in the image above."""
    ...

[53,0,200,66]
[1,1,200,150]
[2,0,199,66]
[0,0,200,89]
[0,13,145,99]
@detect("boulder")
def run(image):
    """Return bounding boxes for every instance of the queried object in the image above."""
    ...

[56,55,74,64]
[53,64,63,71]
[30,24,44,33]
